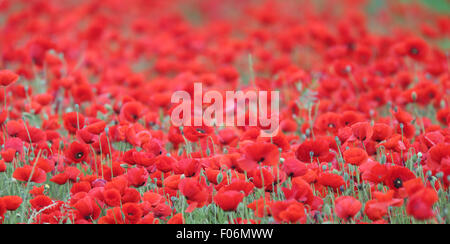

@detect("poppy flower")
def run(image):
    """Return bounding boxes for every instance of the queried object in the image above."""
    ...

[167,213,184,224]
[122,188,141,203]
[343,147,368,166]
[182,124,214,142]
[65,141,89,163]
[29,195,53,211]
[318,172,345,190]
[98,207,125,224]
[237,142,280,172]
[13,165,47,183]
[126,167,149,187]
[214,190,245,211]
[63,112,85,134]
[119,101,143,124]
[335,196,362,220]
[361,162,387,184]
[220,179,254,196]
[73,196,101,221]
[384,166,416,191]
[282,157,307,177]
[1,148,16,163]
[154,155,175,173]
[178,177,210,211]
[103,188,122,207]
[283,177,314,204]
[296,139,332,163]
[137,213,160,224]
[1,195,22,211]
[0,160,6,172]
[70,181,92,195]
[271,200,306,224]
[371,123,392,142]
[122,202,143,223]
[351,122,373,142]
[427,143,450,171]
[0,70,19,86]
[50,172,70,185]
[6,120,25,138]
[406,187,438,220]
[404,37,428,61]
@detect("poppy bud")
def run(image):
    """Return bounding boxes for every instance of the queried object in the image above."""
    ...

[343,172,349,181]
[380,154,386,164]
[216,172,223,184]
[416,152,422,164]
[323,204,331,215]
[435,172,443,178]
[411,91,417,101]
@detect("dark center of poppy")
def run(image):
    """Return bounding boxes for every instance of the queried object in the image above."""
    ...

[328,123,335,128]
[196,128,205,134]
[393,177,403,188]
[76,152,84,159]
[132,114,138,121]
[258,157,265,164]
[410,48,419,55]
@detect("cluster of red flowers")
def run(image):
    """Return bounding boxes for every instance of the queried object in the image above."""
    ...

[0,0,449,224]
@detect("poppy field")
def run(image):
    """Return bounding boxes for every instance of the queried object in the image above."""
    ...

[0,0,449,225]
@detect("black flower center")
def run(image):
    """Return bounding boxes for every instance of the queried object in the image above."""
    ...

[410,48,419,55]
[258,157,265,164]
[393,177,403,189]
[196,128,205,134]
[76,152,84,159]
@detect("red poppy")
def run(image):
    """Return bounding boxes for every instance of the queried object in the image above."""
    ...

[296,139,332,163]
[29,195,53,212]
[73,196,101,221]
[282,157,307,177]
[351,122,373,142]
[427,143,450,171]
[406,187,438,220]
[214,190,245,211]
[1,195,22,211]
[167,213,184,224]
[371,123,392,142]
[70,181,92,195]
[0,70,19,86]
[13,165,47,183]
[318,172,345,190]
[50,172,70,185]
[343,147,368,166]
[220,179,254,196]
[383,165,416,191]
[154,155,175,173]
[178,177,210,211]
[403,37,428,61]
[122,202,143,223]
[122,188,141,203]
[103,188,122,207]
[65,141,89,163]
[0,160,6,172]
[63,112,85,134]
[1,148,16,163]
[182,124,214,142]
[271,200,306,224]
[237,142,280,172]
[126,167,149,187]
[335,196,362,220]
